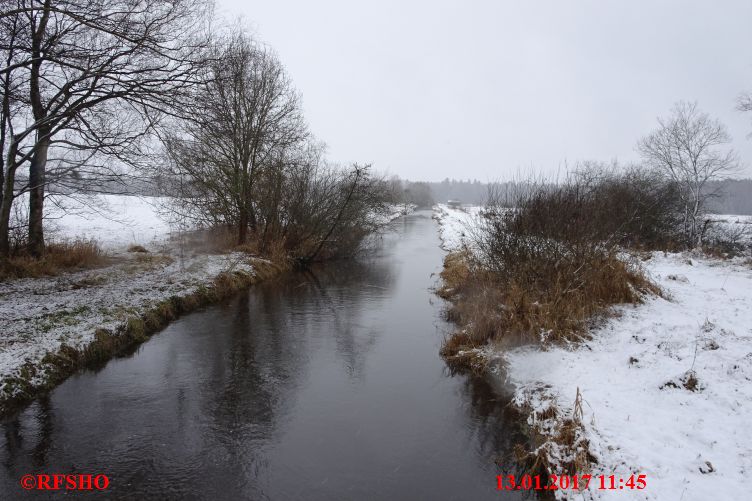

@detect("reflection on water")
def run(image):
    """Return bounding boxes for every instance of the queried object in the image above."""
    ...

[0,212,530,500]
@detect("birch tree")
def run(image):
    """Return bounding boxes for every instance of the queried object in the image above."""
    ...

[637,101,739,246]
[740,92,752,136]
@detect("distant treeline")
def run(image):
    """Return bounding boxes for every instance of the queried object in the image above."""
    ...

[704,179,752,214]
[416,177,752,215]
[47,175,752,216]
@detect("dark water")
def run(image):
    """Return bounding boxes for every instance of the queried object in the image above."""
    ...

[0,211,527,500]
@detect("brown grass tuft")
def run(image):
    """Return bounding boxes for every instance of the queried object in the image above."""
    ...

[436,250,472,300]
[0,239,106,280]
[439,248,659,365]
[133,253,173,266]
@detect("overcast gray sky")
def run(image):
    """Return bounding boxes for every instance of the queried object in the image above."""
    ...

[218,0,752,181]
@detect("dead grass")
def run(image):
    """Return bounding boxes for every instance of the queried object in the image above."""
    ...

[127,244,149,253]
[514,388,596,480]
[0,239,106,281]
[439,249,659,365]
[435,249,473,300]
[233,238,294,272]
[134,253,173,266]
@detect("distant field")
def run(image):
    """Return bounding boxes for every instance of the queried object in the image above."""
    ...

[46,195,177,251]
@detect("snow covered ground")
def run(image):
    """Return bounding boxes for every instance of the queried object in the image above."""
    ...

[45,194,182,251]
[434,205,752,500]
[2,195,241,403]
[709,213,752,227]
[432,203,484,250]
[706,213,752,246]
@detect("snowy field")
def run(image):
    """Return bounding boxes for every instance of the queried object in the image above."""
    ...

[45,194,183,251]
[709,213,752,227]
[434,205,752,500]
[45,195,415,252]
[706,214,752,245]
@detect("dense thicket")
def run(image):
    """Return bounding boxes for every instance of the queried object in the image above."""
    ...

[440,166,679,364]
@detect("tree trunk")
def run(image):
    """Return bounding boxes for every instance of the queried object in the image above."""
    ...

[0,139,18,257]
[28,136,49,257]
[0,198,12,258]
[26,1,52,258]
[691,195,702,247]
[237,168,249,245]
[238,209,248,245]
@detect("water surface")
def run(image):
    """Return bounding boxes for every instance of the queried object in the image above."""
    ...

[1,211,526,499]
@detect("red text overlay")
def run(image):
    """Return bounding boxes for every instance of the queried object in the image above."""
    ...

[20,474,110,491]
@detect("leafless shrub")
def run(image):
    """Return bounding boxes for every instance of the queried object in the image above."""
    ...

[440,165,668,362]
[638,101,740,247]
[701,218,751,257]
[482,164,685,258]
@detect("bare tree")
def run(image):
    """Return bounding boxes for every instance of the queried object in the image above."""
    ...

[0,4,27,256]
[740,92,752,136]
[164,28,307,246]
[637,101,739,246]
[739,93,752,113]
[162,27,392,263]
[0,0,211,257]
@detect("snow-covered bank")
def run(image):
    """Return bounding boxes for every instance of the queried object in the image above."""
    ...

[432,205,752,500]
[506,253,752,500]
[432,203,483,251]
[0,250,262,409]
[373,203,417,226]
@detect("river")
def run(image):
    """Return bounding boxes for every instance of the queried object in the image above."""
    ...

[0,211,527,500]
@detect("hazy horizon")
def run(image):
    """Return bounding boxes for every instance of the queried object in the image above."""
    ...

[218,0,752,182]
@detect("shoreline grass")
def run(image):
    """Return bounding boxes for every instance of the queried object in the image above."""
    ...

[0,239,109,281]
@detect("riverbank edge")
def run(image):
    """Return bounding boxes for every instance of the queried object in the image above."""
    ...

[434,250,594,494]
[431,204,596,493]
[0,257,282,418]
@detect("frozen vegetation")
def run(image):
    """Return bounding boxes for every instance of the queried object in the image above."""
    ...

[434,204,752,500]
